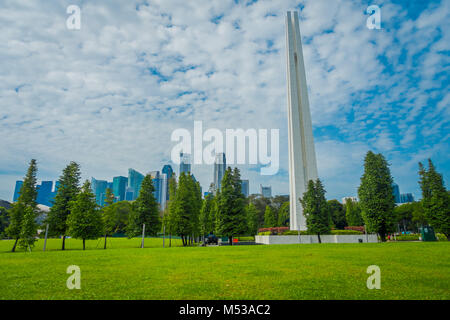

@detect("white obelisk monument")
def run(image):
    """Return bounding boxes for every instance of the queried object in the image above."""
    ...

[286,11,319,231]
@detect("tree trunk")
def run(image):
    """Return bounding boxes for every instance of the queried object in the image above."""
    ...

[62,235,66,250]
[229,236,233,246]
[11,238,19,252]
[169,234,172,247]
[446,234,449,241]
[104,234,107,249]
[317,233,322,244]
[380,233,386,242]
[83,239,85,250]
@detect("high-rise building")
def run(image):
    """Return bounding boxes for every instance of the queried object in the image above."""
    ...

[162,164,173,201]
[36,181,54,207]
[180,153,191,175]
[91,177,108,206]
[286,11,319,231]
[128,168,144,200]
[112,176,128,202]
[213,153,226,193]
[392,183,401,203]
[400,193,414,203]
[260,185,272,198]
[241,179,249,198]
[13,180,23,202]
[149,171,168,209]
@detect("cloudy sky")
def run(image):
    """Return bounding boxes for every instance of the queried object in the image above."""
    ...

[0,0,448,202]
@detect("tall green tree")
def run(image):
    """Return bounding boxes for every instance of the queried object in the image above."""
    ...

[127,175,161,239]
[46,161,81,250]
[101,188,116,249]
[215,167,247,245]
[328,199,346,229]
[419,159,449,240]
[199,194,215,235]
[358,151,396,242]
[277,202,290,227]
[300,179,331,243]
[6,159,38,252]
[18,206,38,251]
[67,180,103,250]
[345,199,364,226]
[164,175,178,247]
[246,202,259,235]
[264,205,277,227]
[0,207,9,238]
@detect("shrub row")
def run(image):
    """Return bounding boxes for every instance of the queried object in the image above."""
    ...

[257,229,363,236]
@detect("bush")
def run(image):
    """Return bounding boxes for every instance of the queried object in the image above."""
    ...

[257,227,289,235]
[257,231,272,236]
[395,234,420,241]
[436,233,448,241]
[331,230,363,235]
[345,226,365,233]
[257,230,363,236]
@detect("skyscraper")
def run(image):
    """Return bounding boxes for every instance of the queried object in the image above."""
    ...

[13,180,23,202]
[128,168,144,200]
[36,181,54,207]
[113,176,128,202]
[162,164,173,201]
[400,193,414,203]
[286,11,319,231]
[180,153,191,175]
[392,183,401,203]
[213,153,226,193]
[260,185,272,198]
[241,179,249,198]
[91,177,108,206]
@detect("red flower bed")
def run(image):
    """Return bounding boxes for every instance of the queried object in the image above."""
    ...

[258,227,289,235]
[345,226,365,233]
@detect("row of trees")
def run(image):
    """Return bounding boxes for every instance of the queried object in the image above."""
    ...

[299,152,449,242]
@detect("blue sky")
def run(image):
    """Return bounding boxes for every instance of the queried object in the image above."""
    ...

[0,0,448,202]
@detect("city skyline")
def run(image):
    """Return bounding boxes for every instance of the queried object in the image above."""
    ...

[0,1,448,203]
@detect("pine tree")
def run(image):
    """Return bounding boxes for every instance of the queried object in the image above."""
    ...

[165,175,178,247]
[6,159,38,252]
[345,198,364,226]
[277,202,290,227]
[246,202,259,236]
[300,179,331,243]
[419,159,449,240]
[264,205,277,228]
[200,194,215,235]
[46,161,81,250]
[67,180,103,250]
[102,188,116,249]
[328,199,346,229]
[18,206,38,251]
[215,167,247,245]
[358,151,396,242]
[127,175,161,239]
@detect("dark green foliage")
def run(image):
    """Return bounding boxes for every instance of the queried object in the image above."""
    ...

[246,202,259,236]
[300,179,331,242]
[18,206,38,250]
[264,205,277,227]
[67,180,103,250]
[127,175,161,238]
[248,194,272,230]
[328,199,346,229]
[358,151,396,242]
[215,167,247,244]
[419,160,450,240]
[277,202,290,227]
[199,194,215,235]
[46,161,81,250]
[394,202,426,233]
[345,198,364,226]
[6,159,38,252]
[0,207,9,238]
[102,188,119,249]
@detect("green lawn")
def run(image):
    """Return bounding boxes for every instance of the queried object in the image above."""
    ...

[0,238,448,300]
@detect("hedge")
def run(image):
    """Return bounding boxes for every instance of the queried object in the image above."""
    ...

[257,230,363,236]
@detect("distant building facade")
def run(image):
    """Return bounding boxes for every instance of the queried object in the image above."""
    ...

[180,153,191,175]
[241,179,249,197]
[213,153,226,193]
[260,185,272,198]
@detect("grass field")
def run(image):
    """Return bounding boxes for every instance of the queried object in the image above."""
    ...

[0,238,449,300]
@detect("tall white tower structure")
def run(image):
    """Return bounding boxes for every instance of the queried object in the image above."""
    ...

[286,11,319,231]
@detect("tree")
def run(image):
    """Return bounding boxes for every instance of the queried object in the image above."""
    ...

[102,188,116,249]
[164,175,178,247]
[18,206,38,251]
[67,180,103,250]
[127,175,161,239]
[300,179,331,243]
[246,202,259,236]
[6,159,38,252]
[0,207,9,238]
[46,161,81,250]
[419,159,449,240]
[264,205,277,227]
[328,200,346,229]
[215,167,247,245]
[248,194,271,231]
[199,194,215,236]
[358,151,396,242]
[277,202,290,227]
[345,199,364,226]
